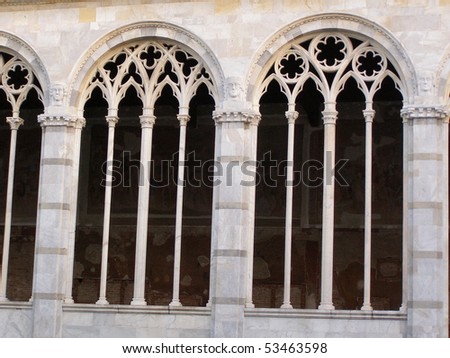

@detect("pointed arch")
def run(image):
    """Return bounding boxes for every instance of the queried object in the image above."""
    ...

[0,31,50,107]
[69,21,225,113]
[246,13,416,106]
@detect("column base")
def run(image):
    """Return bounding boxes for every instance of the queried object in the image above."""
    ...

[130,298,147,306]
[318,303,335,310]
[64,298,74,304]
[245,302,255,308]
[280,303,293,309]
[169,300,182,307]
[361,304,373,311]
[96,298,109,305]
[0,296,9,302]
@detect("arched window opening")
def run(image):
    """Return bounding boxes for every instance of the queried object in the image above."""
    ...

[252,32,404,310]
[0,51,44,302]
[72,40,217,306]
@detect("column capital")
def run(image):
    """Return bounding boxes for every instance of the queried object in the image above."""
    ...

[322,110,338,125]
[285,110,299,124]
[6,116,24,130]
[249,113,261,126]
[363,109,375,123]
[212,110,260,125]
[139,114,156,128]
[400,105,448,122]
[38,114,79,127]
[74,117,86,130]
[105,115,119,127]
[177,114,190,126]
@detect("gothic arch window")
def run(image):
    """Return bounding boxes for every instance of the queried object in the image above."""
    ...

[70,40,217,306]
[0,51,44,302]
[250,32,405,310]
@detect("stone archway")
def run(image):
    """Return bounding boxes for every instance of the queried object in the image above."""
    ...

[244,13,413,312]
[68,21,226,113]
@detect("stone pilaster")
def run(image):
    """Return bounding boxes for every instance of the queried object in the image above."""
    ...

[401,105,449,337]
[32,113,81,337]
[209,108,258,337]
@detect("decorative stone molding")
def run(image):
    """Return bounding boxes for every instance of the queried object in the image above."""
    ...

[400,106,449,121]
[38,114,79,127]
[212,110,260,125]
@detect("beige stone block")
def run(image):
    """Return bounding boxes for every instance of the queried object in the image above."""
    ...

[251,0,272,12]
[215,0,241,13]
[79,8,96,23]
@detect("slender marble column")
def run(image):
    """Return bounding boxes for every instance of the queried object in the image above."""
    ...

[281,110,298,309]
[318,102,337,310]
[130,110,156,305]
[245,114,260,308]
[0,116,23,302]
[64,118,85,304]
[96,112,118,305]
[170,113,190,307]
[361,107,374,311]
[400,115,409,313]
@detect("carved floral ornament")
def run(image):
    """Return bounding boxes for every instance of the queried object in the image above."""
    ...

[0,52,43,117]
[255,33,405,106]
[80,41,218,112]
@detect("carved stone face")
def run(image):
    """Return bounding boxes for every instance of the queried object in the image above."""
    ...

[228,82,241,98]
[226,77,243,100]
[51,83,65,105]
[420,73,433,94]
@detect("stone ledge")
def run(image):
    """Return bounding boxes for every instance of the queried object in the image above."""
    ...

[63,303,211,316]
[0,301,32,310]
[244,308,407,321]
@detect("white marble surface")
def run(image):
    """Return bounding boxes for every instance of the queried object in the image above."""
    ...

[0,303,33,338]
[0,0,448,338]
[62,305,211,338]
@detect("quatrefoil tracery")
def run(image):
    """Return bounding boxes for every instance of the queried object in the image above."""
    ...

[84,41,216,109]
[257,33,403,105]
[0,53,43,114]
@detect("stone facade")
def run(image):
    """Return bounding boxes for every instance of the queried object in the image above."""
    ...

[0,0,449,338]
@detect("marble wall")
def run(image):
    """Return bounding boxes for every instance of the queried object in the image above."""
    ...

[0,0,448,338]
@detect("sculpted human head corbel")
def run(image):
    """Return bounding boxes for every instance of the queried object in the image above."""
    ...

[50,82,67,106]
[226,76,244,101]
